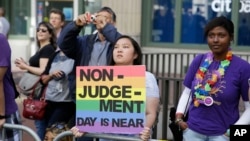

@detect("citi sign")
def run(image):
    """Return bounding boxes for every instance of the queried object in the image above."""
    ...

[211,0,250,13]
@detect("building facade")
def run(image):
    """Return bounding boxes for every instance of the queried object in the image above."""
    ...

[1,0,250,140]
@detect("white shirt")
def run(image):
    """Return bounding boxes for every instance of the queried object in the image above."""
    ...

[0,17,10,36]
[146,71,160,98]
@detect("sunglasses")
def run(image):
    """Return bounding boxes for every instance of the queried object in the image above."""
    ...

[36,28,48,33]
[50,122,65,130]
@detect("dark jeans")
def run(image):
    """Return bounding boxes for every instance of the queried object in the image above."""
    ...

[45,101,75,126]
[35,119,46,140]
[76,137,95,141]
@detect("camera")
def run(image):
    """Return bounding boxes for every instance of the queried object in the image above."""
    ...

[90,15,96,22]
[86,14,96,22]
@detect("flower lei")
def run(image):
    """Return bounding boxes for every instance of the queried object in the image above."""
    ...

[193,49,232,107]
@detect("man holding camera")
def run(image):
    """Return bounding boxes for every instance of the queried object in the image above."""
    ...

[58,6,121,141]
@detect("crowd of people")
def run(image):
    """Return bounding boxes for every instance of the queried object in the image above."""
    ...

[1,5,250,141]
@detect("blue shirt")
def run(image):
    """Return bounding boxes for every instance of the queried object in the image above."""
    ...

[88,36,110,66]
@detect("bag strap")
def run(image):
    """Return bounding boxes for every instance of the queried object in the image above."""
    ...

[183,91,191,118]
[29,77,47,101]
[10,73,20,99]
[183,54,205,117]
[39,86,47,101]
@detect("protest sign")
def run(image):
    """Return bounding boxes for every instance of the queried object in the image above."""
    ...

[76,65,146,134]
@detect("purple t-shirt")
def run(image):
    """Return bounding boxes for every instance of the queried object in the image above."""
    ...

[184,53,250,135]
[0,34,18,115]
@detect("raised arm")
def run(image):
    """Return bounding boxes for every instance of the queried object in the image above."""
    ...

[58,21,82,59]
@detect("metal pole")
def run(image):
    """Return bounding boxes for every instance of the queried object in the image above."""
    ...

[3,123,41,141]
[54,131,143,141]
[73,0,79,20]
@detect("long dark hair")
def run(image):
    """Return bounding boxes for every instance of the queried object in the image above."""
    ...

[109,35,142,66]
[36,21,57,50]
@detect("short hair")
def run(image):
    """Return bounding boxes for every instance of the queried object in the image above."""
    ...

[109,35,142,65]
[0,7,5,16]
[49,8,65,22]
[98,7,117,23]
[204,16,234,38]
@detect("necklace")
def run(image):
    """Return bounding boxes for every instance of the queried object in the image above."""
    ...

[193,49,232,107]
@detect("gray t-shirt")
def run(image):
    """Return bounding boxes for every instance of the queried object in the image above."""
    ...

[45,52,75,102]
[0,17,10,36]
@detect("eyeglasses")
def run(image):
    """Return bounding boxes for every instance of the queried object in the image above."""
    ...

[50,122,65,130]
[36,28,48,33]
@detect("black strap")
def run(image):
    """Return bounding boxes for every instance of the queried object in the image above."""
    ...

[10,73,20,99]
[183,54,205,118]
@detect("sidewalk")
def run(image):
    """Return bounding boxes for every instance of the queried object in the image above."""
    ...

[13,71,37,140]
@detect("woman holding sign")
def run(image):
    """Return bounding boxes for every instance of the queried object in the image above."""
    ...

[71,35,160,141]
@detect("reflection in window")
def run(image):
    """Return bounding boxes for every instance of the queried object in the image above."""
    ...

[238,1,250,46]
[181,6,206,43]
[10,0,29,35]
[181,0,231,44]
[238,18,250,46]
[152,0,175,42]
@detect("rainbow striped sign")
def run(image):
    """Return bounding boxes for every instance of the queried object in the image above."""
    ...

[76,65,146,134]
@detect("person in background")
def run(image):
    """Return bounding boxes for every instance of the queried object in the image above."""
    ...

[58,6,122,141]
[0,7,10,38]
[39,7,75,139]
[44,122,73,141]
[49,8,65,38]
[0,34,21,141]
[71,35,160,141]
[175,16,250,141]
[41,48,75,138]
[14,21,57,140]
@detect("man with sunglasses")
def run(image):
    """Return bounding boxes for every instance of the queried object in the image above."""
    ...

[58,7,121,141]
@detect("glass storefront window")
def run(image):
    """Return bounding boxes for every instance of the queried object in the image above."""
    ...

[238,0,250,46]
[37,0,73,25]
[152,0,175,42]
[181,0,231,44]
[10,0,30,35]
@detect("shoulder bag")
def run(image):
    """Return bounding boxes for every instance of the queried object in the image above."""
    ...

[169,54,205,141]
[18,72,43,97]
[22,86,47,120]
[169,94,190,141]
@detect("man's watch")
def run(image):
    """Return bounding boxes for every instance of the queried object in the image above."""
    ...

[0,115,7,119]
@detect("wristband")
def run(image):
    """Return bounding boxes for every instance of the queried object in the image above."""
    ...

[226,129,230,136]
[175,118,183,124]
[0,115,7,119]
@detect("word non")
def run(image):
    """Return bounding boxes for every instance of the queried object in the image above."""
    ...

[80,68,113,81]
